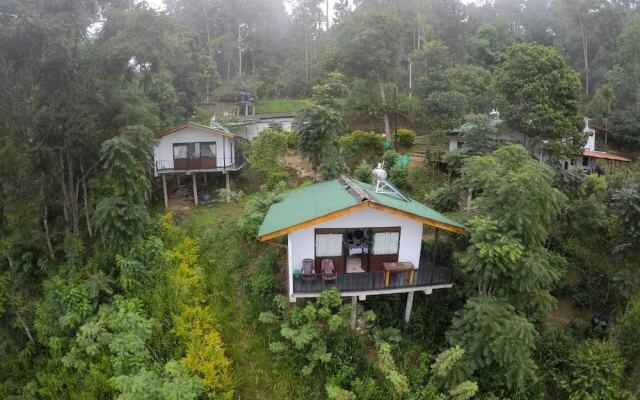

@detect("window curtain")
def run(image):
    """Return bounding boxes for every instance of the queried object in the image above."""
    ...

[373,232,399,255]
[201,143,215,157]
[315,234,343,257]
[173,145,187,159]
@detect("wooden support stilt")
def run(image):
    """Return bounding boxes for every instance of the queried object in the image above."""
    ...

[176,174,180,186]
[162,174,168,210]
[203,172,207,183]
[404,291,414,324]
[350,296,357,330]
[192,173,198,206]
[225,172,230,203]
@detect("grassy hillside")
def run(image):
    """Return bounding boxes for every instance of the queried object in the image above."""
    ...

[255,99,310,114]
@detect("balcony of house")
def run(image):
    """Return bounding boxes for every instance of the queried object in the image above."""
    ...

[155,156,244,174]
[292,255,452,298]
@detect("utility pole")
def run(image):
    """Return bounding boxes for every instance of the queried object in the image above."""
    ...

[409,58,412,99]
[238,23,242,80]
[326,0,330,30]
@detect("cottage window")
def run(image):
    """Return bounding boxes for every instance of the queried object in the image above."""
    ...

[582,157,589,167]
[315,234,343,257]
[200,142,216,158]
[173,144,188,159]
[372,232,400,255]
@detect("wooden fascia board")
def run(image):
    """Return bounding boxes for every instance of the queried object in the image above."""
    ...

[156,123,235,139]
[257,200,465,241]
[365,202,466,234]
[257,202,369,241]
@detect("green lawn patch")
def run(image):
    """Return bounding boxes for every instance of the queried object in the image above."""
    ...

[255,99,310,114]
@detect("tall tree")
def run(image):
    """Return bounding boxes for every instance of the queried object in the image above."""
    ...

[496,43,583,157]
[331,11,402,139]
[296,105,346,179]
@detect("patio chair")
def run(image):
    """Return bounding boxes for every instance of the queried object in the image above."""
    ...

[301,258,316,281]
[321,259,337,284]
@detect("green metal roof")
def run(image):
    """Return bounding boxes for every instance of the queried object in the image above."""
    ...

[258,179,465,239]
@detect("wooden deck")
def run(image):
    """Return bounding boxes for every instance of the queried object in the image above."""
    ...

[292,256,452,295]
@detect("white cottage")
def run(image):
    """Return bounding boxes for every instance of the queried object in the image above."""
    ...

[257,175,465,322]
[154,122,244,207]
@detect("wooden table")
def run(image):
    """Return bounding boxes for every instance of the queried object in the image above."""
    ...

[382,262,416,287]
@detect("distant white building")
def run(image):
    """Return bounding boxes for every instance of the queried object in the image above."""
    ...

[448,113,631,173]
[230,112,296,141]
[153,122,244,207]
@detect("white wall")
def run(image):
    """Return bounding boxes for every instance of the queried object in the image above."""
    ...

[286,208,425,296]
[154,126,235,171]
[242,117,295,141]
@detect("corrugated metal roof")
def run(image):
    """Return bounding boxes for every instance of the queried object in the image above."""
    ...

[258,179,465,240]
[583,150,632,162]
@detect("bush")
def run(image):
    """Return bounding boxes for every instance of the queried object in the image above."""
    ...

[237,183,285,240]
[284,130,299,148]
[248,129,288,186]
[567,340,625,399]
[354,163,373,183]
[338,131,385,168]
[426,185,461,212]
[396,128,416,149]
[388,164,408,188]
[246,253,283,316]
[382,150,399,169]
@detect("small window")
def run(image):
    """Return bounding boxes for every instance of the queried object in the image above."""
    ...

[582,157,589,167]
[200,142,215,158]
[373,232,400,255]
[315,234,343,257]
[173,144,188,159]
[564,161,569,170]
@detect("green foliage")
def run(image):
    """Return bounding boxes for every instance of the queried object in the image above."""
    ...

[94,126,155,253]
[388,164,409,188]
[338,131,385,168]
[312,71,349,110]
[296,105,347,179]
[396,128,416,149]
[567,340,626,400]
[63,296,153,375]
[110,360,203,400]
[616,296,640,392]
[237,183,285,240]
[496,43,583,156]
[448,296,538,393]
[382,150,399,170]
[461,145,567,315]
[354,162,373,183]
[426,184,462,213]
[260,289,361,377]
[248,129,289,186]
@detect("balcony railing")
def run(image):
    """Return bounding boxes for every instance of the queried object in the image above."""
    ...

[155,156,243,172]
[292,256,452,294]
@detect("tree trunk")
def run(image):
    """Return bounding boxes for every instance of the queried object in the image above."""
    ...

[579,15,589,97]
[43,203,56,260]
[67,152,80,236]
[59,153,70,225]
[377,76,391,140]
[80,164,93,238]
[15,311,34,342]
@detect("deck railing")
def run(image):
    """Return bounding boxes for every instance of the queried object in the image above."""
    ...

[155,156,243,172]
[292,256,452,294]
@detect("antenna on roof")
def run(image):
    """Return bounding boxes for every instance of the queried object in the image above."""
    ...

[372,163,411,203]
[209,116,231,133]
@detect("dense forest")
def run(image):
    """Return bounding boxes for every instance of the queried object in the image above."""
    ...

[0,0,639,399]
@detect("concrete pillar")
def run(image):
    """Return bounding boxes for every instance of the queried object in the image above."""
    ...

[162,174,168,210]
[192,173,198,206]
[225,172,230,203]
[245,103,249,116]
[404,291,414,324]
[350,296,357,330]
